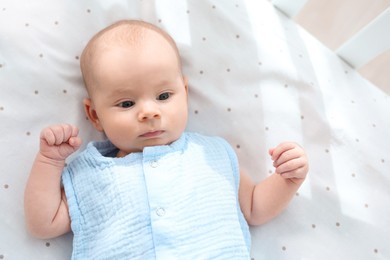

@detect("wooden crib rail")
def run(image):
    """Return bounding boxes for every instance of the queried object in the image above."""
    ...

[270,0,390,93]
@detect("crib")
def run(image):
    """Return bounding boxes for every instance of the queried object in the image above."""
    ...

[1,0,389,259]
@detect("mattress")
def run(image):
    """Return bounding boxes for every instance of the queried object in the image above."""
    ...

[0,0,389,259]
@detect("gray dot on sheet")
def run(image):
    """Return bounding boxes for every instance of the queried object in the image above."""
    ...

[26,131,31,136]
[351,173,356,178]
[374,249,378,254]
[227,108,231,112]
[301,115,304,120]
[236,144,240,149]
[0,254,4,259]
[4,184,9,189]
[236,34,240,39]
[381,159,385,163]
[39,53,44,58]
[199,70,204,74]
[364,203,368,208]
[186,10,190,14]
[295,192,300,196]
[202,37,206,41]
[46,242,51,247]
[75,55,79,60]
[282,246,286,251]
[87,9,91,13]
[34,90,39,95]
[265,126,269,131]
[312,224,316,229]
[212,5,216,9]
[63,89,67,94]
[0,106,4,111]
[194,110,198,114]
[284,84,288,88]
[326,186,330,191]
[0,64,3,68]
[336,222,341,227]
[54,21,59,25]
[226,68,230,72]
[25,23,29,27]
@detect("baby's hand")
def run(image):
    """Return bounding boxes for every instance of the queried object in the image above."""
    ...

[39,124,82,162]
[269,142,308,183]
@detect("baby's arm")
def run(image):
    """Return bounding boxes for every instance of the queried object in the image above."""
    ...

[24,124,81,238]
[239,142,308,226]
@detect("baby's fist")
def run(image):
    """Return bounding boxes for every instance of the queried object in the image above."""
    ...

[269,142,308,183]
[39,124,82,161]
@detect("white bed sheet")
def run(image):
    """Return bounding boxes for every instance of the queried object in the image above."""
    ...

[1,0,389,259]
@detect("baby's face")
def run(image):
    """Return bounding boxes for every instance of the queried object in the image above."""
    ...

[88,31,188,156]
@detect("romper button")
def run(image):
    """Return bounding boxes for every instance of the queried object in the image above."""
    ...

[150,160,159,168]
[156,207,165,217]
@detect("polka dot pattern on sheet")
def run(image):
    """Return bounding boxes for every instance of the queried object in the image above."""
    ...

[0,0,389,259]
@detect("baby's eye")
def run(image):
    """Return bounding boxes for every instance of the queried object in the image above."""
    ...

[118,100,135,108]
[158,92,171,101]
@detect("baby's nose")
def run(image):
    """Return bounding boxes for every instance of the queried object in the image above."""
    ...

[138,101,161,121]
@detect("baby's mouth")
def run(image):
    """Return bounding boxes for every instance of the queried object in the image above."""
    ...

[140,130,164,138]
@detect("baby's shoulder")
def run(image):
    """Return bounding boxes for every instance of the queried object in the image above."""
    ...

[185,132,228,145]
[64,139,115,171]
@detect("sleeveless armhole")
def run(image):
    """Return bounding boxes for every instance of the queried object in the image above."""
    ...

[215,137,240,192]
[215,136,252,251]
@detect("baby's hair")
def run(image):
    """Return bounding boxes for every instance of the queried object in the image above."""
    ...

[80,20,182,94]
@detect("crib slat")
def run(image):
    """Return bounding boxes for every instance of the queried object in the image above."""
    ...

[336,8,390,69]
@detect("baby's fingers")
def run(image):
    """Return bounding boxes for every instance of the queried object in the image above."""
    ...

[68,136,82,150]
[41,124,79,146]
[270,142,297,161]
[275,157,306,175]
[40,128,56,146]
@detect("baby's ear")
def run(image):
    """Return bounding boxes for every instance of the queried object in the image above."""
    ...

[83,98,103,132]
[183,76,189,95]
[183,76,188,86]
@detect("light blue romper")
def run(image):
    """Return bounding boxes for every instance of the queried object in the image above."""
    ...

[62,132,251,259]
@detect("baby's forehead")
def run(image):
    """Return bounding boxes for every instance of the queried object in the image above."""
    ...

[81,20,182,94]
[91,23,176,56]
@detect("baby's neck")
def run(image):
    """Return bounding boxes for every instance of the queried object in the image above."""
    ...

[116,150,130,158]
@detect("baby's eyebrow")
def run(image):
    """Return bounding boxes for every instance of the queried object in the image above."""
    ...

[155,75,183,87]
[155,79,174,87]
[105,87,136,99]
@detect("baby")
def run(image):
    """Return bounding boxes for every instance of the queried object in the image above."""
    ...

[24,20,308,259]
